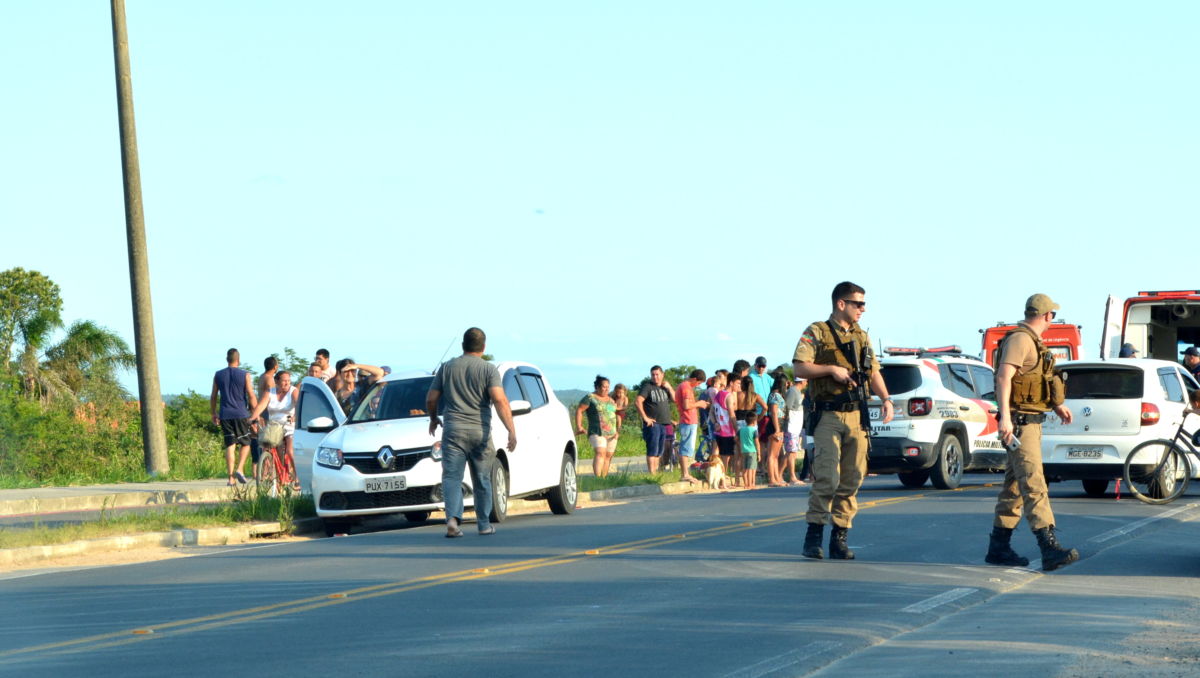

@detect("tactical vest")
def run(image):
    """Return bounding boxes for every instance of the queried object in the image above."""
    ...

[809,322,870,402]
[1004,325,1065,412]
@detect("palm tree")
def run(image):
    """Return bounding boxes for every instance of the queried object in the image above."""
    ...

[42,321,136,401]
[16,309,66,403]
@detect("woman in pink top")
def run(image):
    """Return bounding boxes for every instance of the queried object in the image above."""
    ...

[713,373,739,481]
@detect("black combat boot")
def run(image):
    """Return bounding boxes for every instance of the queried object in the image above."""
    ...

[984,526,1029,567]
[829,526,855,560]
[1034,525,1079,571]
[802,523,824,559]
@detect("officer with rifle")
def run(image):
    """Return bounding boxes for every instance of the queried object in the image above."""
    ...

[792,281,893,560]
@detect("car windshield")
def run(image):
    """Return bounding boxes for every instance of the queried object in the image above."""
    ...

[881,365,922,395]
[349,377,435,423]
[1062,367,1143,399]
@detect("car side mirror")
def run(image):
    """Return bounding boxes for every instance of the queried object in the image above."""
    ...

[306,416,337,433]
[510,400,532,416]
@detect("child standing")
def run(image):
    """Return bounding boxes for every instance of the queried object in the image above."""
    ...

[739,411,760,489]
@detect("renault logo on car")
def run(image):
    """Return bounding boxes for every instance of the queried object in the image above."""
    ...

[377,446,395,469]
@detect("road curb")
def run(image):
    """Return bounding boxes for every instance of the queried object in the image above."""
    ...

[0,482,699,569]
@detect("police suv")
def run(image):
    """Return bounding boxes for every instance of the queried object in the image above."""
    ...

[869,346,1003,490]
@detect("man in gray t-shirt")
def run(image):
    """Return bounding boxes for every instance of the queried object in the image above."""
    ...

[426,327,517,538]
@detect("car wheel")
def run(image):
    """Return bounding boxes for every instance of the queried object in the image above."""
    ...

[404,511,430,523]
[1081,479,1109,497]
[547,453,578,515]
[488,461,509,524]
[898,469,929,488]
[930,432,965,490]
[323,518,352,537]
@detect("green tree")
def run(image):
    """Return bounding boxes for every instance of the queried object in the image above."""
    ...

[662,364,699,389]
[267,347,310,379]
[0,268,62,375]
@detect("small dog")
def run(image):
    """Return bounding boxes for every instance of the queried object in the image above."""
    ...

[705,457,728,490]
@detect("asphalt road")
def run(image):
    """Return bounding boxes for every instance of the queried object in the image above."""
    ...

[1,477,1198,677]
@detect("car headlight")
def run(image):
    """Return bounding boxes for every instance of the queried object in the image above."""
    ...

[430,441,442,461]
[316,446,344,469]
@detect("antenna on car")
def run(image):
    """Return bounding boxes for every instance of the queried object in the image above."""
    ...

[432,335,456,372]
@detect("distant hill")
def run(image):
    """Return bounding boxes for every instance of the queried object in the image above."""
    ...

[554,388,588,406]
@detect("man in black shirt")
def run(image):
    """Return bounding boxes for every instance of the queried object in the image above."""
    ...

[636,365,674,473]
[1183,347,1200,381]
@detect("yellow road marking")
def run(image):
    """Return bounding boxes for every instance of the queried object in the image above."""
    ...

[0,485,991,663]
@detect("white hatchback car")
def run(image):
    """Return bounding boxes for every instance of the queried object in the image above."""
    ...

[293,362,578,536]
[1041,358,1200,496]
[871,348,1002,490]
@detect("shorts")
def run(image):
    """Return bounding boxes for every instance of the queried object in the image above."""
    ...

[677,424,698,458]
[741,451,758,471]
[784,432,802,454]
[642,423,668,457]
[220,418,252,447]
[760,418,776,439]
[716,436,735,456]
[588,434,616,453]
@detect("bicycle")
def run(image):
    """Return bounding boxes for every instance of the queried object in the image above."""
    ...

[257,442,298,498]
[1122,409,1197,505]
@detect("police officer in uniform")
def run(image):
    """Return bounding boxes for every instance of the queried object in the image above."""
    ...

[792,281,893,559]
[987,293,1079,571]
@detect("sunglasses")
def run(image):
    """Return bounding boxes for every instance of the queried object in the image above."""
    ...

[842,299,866,309]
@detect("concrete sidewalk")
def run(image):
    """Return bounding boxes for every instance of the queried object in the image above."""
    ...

[0,479,238,518]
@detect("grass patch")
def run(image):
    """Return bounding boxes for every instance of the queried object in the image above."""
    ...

[578,470,697,492]
[0,488,315,550]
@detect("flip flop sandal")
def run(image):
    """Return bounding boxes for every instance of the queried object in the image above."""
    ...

[445,526,464,538]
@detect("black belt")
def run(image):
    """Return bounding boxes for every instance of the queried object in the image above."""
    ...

[1014,412,1046,425]
[815,401,861,413]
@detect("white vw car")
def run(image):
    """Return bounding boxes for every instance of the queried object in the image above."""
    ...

[1042,358,1200,496]
[293,362,578,536]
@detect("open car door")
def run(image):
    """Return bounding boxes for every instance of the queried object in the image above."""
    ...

[293,376,345,494]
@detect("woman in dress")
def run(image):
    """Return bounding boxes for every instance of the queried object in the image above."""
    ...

[766,374,789,487]
[575,376,619,477]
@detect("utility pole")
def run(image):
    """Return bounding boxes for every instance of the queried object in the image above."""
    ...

[111,0,169,474]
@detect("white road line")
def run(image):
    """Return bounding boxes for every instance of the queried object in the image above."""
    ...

[900,587,978,614]
[722,641,842,678]
[1088,502,1200,544]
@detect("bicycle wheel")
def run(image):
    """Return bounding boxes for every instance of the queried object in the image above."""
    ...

[1123,439,1192,505]
[259,449,280,497]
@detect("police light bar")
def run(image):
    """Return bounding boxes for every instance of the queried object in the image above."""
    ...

[1138,290,1200,298]
[883,347,921,356]
[923,345,963,354]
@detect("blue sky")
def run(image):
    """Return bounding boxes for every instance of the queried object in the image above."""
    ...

[2,1,1197,396]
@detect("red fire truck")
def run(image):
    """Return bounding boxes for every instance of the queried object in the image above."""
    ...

[980,321,1084,367]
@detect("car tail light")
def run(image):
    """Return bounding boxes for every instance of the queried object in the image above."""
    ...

[908,398,932,416]
[1140,402,1160,426]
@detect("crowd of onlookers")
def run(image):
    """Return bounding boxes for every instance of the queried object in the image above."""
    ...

[210,347,389,488]
[575,356,811,489]
[212,345,809,492]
